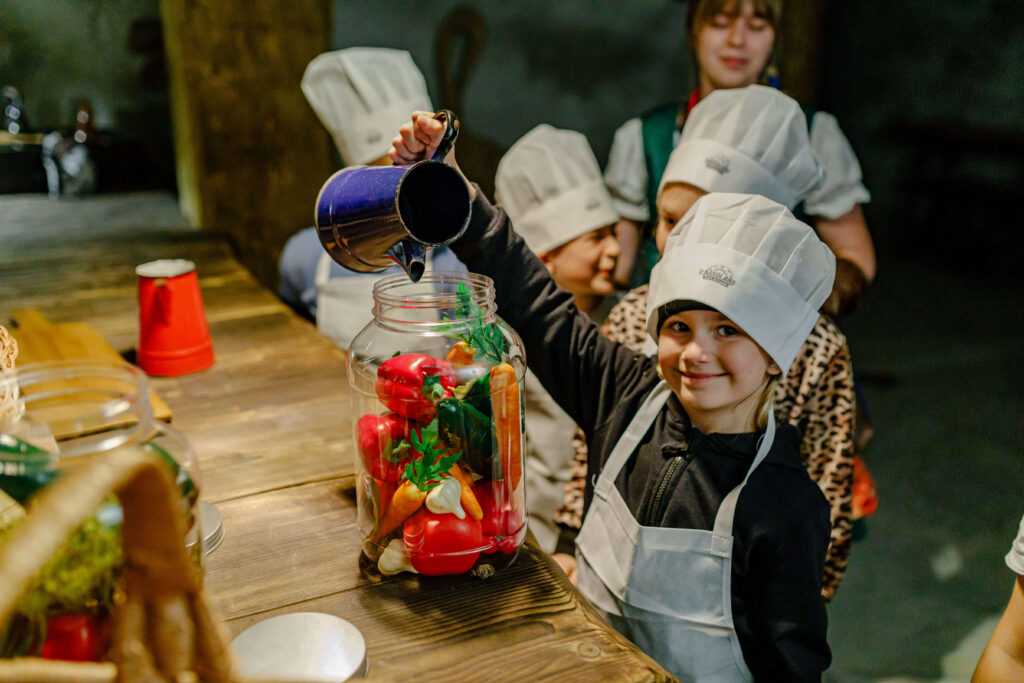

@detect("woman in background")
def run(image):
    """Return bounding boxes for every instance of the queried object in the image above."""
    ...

[607,0,875,319]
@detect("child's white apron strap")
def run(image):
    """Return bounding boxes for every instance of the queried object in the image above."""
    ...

[575,380,776,682]
[314,252,376,349]
[712,410,775,543]
[314,251,332,289]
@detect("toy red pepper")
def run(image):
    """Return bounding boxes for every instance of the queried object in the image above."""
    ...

[40,613,105,662]
[356,413,412,483]
[474,482,524,555]
[375,353,456,421]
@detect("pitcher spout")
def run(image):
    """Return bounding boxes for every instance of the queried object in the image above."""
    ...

[387,240,428,283]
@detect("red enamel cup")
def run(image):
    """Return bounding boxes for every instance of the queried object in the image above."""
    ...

[136,259,214,376]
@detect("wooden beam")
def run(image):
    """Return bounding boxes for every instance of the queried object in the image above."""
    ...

[160,0,335,287]
[781,0,826,106]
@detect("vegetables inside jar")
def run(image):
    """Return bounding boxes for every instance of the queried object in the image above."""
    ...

[348,273,527,577]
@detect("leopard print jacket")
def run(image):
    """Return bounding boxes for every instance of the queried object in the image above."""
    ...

[555,285,855,602]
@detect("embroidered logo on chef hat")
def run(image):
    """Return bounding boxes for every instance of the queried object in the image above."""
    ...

[647,193,836,374]
[704,155,731,175]
[302,48,432,166]
[495,124,618,254]
[659,85,823,209]
[699,265,735,288]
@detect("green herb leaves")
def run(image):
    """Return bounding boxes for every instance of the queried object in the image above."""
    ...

[453,282,506,365]
[403,418,462,492]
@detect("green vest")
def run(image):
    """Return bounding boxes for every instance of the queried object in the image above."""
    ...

[633,102,679,288]
[640,102,680,224]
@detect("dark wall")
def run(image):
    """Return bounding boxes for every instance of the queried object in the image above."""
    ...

[332,1,693,166]
[821,1,1024,268]
[332,1,1024,272]
[0,0,174,190]
[7,0,1023,244]
[0,0,165,133]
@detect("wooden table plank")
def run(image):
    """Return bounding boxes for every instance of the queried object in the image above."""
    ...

[205,480,672,682]
[152,310,353,501]
[203,480,362,620]
[225,543,671,683]
[4,232,357,501]
[2,243,277,350]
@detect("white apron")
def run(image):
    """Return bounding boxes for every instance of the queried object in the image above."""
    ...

[314,253,385,350]
[575,381,776,682]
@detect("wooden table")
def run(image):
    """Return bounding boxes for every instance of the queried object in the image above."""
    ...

[0,226,673,682]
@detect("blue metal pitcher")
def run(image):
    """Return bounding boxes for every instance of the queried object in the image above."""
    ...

[314,110,470,283]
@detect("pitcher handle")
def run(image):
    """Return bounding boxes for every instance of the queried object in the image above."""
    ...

[431,109,460,162]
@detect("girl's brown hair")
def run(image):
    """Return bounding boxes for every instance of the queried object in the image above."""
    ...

[686,0,782,35]
[755,375,780,430]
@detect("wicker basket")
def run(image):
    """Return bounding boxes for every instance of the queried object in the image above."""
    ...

[0,447,238,683]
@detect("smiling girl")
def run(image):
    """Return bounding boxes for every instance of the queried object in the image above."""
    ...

[392,114,834,682]
[607,0,875,319]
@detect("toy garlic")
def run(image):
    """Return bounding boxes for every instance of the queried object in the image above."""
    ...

[425,476,465,519]
[378,538,417,576]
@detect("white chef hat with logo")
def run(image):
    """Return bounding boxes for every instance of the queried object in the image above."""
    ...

[647,193,835,373]
[301,48,433,166]
[495,124,618,254]
[659,85,823,209]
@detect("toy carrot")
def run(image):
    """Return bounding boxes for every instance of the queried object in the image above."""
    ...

[489,363,522,490]
[373,418,462,541]
[448,462,483,521]
[373,480,426,542]
[446,341,476,366]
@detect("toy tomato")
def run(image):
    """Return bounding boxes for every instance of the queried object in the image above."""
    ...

[375,353,456,421]
[40,613,105,662]
[402,508,484,575]
[356,413,412,482]
[474,482,524,555]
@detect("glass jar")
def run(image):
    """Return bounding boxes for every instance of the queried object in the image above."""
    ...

[0,361,203,568]
[348,272,527,577]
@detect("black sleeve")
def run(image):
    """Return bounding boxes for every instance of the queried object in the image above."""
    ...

[450,190,654,437]
[740,484,832,682]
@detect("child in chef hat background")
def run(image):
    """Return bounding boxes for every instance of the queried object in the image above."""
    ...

[492,123,621,556]
[278,47,466,349]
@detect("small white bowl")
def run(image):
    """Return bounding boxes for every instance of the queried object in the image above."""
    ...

[231,612,367,682]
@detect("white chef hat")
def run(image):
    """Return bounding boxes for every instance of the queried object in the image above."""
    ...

[301,48,433,166]
[659,85,823,209]
[647,193,835,373]
[495,124,618,254]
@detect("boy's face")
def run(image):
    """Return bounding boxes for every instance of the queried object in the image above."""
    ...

[656,183,707,254]
[694,0,775,91]
[657,309,780,430]
[541,225,620,298]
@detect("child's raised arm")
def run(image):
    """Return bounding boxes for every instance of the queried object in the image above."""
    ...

[389,114,656,436]
[390,112,476,200]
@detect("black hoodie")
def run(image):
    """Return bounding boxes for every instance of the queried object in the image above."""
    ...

[451,191,832,682]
